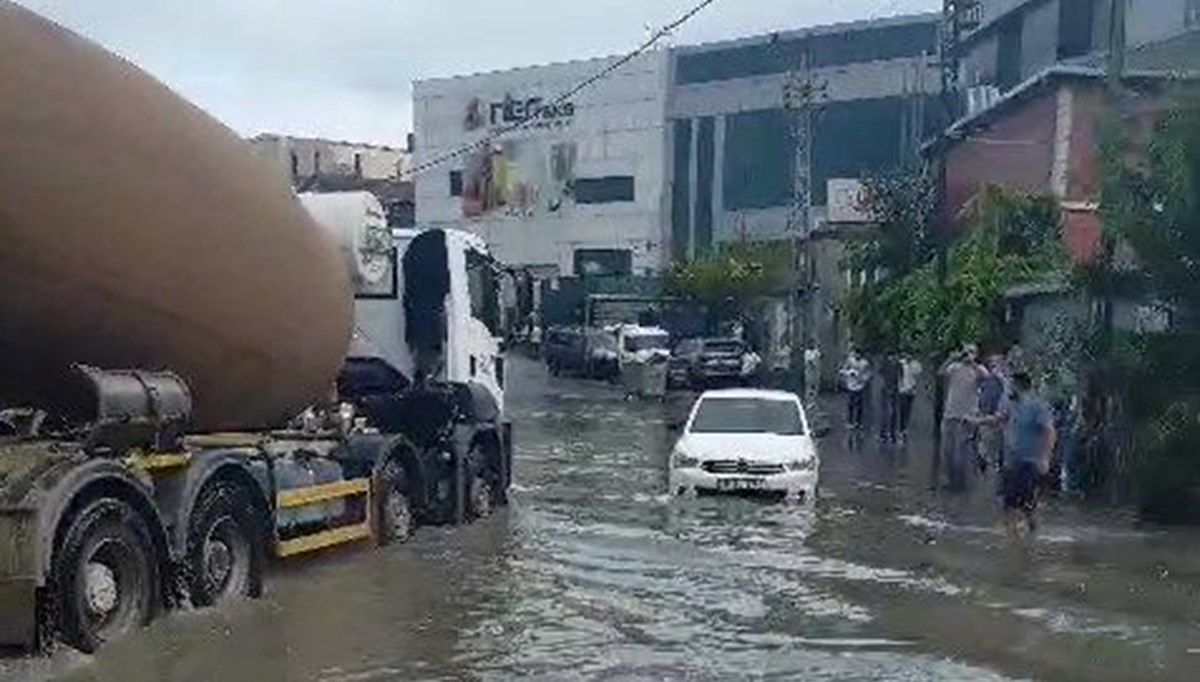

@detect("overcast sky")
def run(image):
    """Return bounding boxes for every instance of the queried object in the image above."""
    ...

[14,0,939,145]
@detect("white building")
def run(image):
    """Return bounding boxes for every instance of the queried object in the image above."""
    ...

[413,51,672,278]
[249,134,412,183]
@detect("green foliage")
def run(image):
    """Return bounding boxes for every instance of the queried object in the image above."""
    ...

[666,241,789,319]
[846,184,1068,356]
[1099,97,1200,521]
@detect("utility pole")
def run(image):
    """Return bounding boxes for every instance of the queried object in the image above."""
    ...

[782,41,826,373]
[931,1,975,463]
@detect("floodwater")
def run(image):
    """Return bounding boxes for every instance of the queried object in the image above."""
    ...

[3,356,1199,681]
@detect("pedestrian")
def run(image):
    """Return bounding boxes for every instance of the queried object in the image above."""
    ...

[897,352,922,442]
[996,372,1056,537]
[839,347,871,430]
[940,343,983,491]
[803,341,822,409]
[878,351,901,442]
[977,354,1009,470]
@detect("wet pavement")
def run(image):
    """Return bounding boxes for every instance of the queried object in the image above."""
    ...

[4,355,1200,681]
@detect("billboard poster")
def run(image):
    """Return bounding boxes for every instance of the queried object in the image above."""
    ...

[462,138,577,218]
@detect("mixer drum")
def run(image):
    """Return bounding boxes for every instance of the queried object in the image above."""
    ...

[0,2,354,432]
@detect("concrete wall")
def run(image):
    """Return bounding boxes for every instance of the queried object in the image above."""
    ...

[945,87,1058,224]
[250,135,409,182]
[413,51,671,277]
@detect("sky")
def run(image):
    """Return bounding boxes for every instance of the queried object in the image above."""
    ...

[13,0,940,145]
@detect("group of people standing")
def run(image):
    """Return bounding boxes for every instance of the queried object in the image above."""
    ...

[837,342,1058,536]
[837,348,923,443]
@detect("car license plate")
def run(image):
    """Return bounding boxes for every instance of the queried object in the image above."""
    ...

[717,477,765,491]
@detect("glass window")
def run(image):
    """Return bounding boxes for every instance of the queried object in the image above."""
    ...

[690,397,805,435]
[723,108,794,210]
[624,333,669,352]
[1189,0,1200,27]
[575,176,635,204]
[449,170,463,197]
[466,250,500,335]
[675,21,938,85]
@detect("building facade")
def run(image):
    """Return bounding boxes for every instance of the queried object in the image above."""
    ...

[413,51,672,279]
[248,134,415,227]
[957,0,1198,104]
[667,13,942,258]
[249,134,412,184]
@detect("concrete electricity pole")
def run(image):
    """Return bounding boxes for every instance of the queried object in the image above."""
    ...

[782,42,826,368]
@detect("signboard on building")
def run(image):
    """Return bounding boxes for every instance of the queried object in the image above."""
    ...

[465,95,576,132]
[826,179,872,224]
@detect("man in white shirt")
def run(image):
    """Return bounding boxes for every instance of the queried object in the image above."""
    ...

[940,344,983,491]
[898,353,923,441]
[803,342,822,409]
[839,348,871,430]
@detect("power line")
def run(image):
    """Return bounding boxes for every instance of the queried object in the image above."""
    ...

[401,0,722,181]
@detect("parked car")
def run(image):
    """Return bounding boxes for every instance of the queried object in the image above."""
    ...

[543,326,588,376]
[668,389,818,502]
[669,337,758,388]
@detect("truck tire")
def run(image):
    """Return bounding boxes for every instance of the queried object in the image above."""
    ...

[466,447,495,520]
[51,497,161,653]
[185,481,264,607]
[375,459,414,545]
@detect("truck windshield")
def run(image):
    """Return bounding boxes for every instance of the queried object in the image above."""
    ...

[625,334,669,352]
[689,397,805,435]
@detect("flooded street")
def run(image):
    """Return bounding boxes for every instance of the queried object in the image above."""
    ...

[5,356,1200,682]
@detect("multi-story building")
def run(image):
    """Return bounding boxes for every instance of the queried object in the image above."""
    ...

[667,13,942,257]
[248,134,415,227]
[957,0,1198,107]
[413,51,672,280]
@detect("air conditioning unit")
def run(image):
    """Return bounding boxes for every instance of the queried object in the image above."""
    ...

[966,85,1001,116]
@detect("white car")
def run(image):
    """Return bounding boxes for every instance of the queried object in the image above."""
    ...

[669,389,818,502]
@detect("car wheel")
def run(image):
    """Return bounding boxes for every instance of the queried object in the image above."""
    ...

[52,497,161,653]
[186,481,263,607]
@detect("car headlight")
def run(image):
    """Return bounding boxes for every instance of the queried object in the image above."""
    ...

[672,449,701,469]
[786,457,816,472]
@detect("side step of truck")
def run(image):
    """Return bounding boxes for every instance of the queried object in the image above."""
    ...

[274,478,372,558]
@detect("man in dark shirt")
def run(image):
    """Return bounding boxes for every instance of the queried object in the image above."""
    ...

[878,352,901,443]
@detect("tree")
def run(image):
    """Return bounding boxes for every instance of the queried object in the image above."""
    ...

[666,241,789,330]
[1099,97,1200,521]
[846,183,1067,357]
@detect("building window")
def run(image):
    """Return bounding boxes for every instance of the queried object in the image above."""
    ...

[723,108,793,210]
[289,151,299,180]
[449,170,463,197]
[1058,0,1096,59]
[574,176,635,204]
[574,249,632,277]
[1189,0,1200,27]
[996,15,1024,90]
[675,21,938,85]
[354,153,363,178]
[313,150,321,175]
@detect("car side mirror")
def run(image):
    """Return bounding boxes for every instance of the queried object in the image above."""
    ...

[811,424,832,439]
[666,419,685,433]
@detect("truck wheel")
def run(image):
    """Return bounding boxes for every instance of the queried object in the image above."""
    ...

[51,497,161,653]
[375,460,414,545]
[466,448,494,520]
[185,482,263,607]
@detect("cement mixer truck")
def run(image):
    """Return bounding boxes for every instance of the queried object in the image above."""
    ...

[0,2,510,653]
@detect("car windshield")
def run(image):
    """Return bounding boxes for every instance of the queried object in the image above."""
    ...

[689,397,805,435]
[625,333,669,352]
[703,340,742,354]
